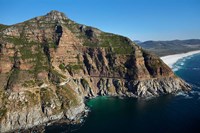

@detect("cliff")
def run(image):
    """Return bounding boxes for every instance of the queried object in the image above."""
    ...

[0,10,190,132]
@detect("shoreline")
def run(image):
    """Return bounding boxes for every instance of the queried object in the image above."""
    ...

[161,50,200,68]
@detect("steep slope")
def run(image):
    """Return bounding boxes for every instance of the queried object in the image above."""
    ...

[0,10,190,132]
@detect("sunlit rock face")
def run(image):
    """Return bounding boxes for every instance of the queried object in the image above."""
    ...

[0,10,191,133]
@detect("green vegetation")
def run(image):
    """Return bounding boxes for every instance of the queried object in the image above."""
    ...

[24,91,38,105]
[56,85,80,108]
[0,90,38,116]
[63,18,134,55]
[142,50,166,77]
[0,90,7,120]
[51,69,66,79]
[20,43,40,60]
[63,19,81,34]
[3,36,38,60]
[100,33,130,47]
[40,87,62,114]
[0,107,7,120]
[3,36,36,46]
[2,35,49,79]
[63,19,89,40]
[20,47,34,60]
[66,64,82,70]
[112,65,126,73]
[66,18,136,58]
[82,33,134,55]
[33,46,49,76]
[6,69,20,90]
[113,47,133,54]
[22,80,36,87]
[49,42,58,49]
[3,36,26,45]
[40,88,54,107]
[83,40,98,47]
[0,24,9,31]
[59,63,66,71]
[0,90,8,103]
[76,54,82,64]
[66,64,83,74]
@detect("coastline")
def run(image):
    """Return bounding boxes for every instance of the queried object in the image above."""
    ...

[161,50,200,68]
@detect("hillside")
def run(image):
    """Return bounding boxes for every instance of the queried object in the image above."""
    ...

[0,10,190,132]
[138,39,200,56]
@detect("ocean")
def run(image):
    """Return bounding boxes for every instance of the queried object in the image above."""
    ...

[46,53,200,133]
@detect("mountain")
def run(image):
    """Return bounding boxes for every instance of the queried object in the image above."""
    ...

[0,10,190,132]
[138,39,200,56]
[133,40,142,44]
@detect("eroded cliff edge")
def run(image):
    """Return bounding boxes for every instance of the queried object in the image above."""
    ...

[0,10,190,132]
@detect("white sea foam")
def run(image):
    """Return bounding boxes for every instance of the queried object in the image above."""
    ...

[190,90,199,95]
[192,68,200,70]
[172,68,179,72]
[190,83,200,90]
[161,50,200,70]
[176,92,192,99]
[193,91,200,96]
[161,51,200,99]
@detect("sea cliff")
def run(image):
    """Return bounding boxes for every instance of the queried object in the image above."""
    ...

[0,10,190,132]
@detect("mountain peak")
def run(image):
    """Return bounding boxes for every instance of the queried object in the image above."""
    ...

[44,10,68,22]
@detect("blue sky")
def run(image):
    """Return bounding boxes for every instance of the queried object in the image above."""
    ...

[0,0,200,41]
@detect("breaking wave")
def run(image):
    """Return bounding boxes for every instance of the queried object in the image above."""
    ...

[172,54,198,72]
[175,92,192,99]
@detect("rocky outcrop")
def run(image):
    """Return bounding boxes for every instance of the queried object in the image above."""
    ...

[0,10,191,132]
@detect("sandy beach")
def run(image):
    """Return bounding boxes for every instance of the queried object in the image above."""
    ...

[161,50,200,68]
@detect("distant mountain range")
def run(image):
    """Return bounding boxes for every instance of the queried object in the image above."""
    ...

[137,39,200,56]
[133,40,143,44]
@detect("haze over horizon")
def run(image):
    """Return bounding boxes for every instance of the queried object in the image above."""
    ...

[1,0,199,41]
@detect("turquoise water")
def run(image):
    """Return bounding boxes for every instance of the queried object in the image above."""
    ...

[47,54,200,133]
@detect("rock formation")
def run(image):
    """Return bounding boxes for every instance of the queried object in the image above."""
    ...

[0,10,190,132]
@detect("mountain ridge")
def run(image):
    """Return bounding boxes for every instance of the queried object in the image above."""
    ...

[0,10,190,132]
[138,39,200,56]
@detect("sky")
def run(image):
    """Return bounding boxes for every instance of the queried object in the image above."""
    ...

[0,0,200,41]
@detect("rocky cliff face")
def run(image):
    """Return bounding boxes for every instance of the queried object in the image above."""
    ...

[0,10,190,132]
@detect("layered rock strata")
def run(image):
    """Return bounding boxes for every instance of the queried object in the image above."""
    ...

[0,10,190,132]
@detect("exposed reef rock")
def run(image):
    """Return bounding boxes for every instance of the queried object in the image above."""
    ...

[0,10,191,132]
